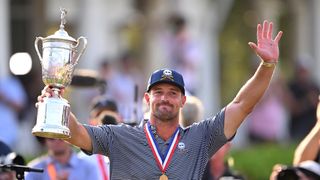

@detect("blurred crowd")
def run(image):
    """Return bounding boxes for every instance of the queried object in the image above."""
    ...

[1,15,320,180]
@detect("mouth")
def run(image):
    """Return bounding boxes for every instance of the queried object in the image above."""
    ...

[157,103,173,112]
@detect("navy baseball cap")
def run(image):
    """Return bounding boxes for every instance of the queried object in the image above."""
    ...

[146,69,185,94]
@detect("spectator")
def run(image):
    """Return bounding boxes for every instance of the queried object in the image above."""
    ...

[165,14,202,95]
[270,160,320,180]
[180,95,204,127]
[202,142,245,180]
[104,52,144,125]
[25,138,99,180]
[0,75,27,148]
[78,97,120,180]
[270,96,320,180]
[247,73,289,143]
[89,95,120,121]
[293,96,320,165]
[286,57,320,140]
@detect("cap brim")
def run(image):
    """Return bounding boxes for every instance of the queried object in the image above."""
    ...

[147,80,185,94]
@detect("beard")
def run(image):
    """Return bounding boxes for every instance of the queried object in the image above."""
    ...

[153,102,179,121]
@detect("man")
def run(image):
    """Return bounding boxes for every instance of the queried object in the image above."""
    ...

[37,20,282,179]
[89,95,120,124]
[179,95,204,127]
[269,96,320,180]
[293,96,320,165]
[25,138,99,180]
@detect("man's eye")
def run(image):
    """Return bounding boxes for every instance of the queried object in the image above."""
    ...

[170,92,177,96]
[154,91,161,95]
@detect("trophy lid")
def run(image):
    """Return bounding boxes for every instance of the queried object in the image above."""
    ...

[45,8,76,42]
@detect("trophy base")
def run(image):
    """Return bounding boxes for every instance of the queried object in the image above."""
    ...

[33,96,71,139]
[32,124,70,139]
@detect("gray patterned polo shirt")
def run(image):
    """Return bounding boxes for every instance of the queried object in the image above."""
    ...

[83,108,228,180]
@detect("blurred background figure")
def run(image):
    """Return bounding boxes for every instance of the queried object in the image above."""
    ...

[247,72,289,144]
[269,97,320,180]
[98,59,113,88]
[89,95,120,123]
[79,96,121,180]
[180,95,204,127]
[165,14,202,95]
[25,138,99,180]
[286,57,320,141]
[104,52,144,125]
[0,74,27,149]
[202,142,245,180]
[270,160,320,180]
[293,96,320,165]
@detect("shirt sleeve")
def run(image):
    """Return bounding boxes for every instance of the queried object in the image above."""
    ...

[197,108,230,157]
[82,124,111,156]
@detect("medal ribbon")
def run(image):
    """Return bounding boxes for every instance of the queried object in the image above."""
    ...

[144,121,180,174]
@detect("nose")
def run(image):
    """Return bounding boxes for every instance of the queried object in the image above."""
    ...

[160,93,169,101]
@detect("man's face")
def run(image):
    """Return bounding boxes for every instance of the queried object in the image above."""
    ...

[45,138,70,156]
[145,83,186,122]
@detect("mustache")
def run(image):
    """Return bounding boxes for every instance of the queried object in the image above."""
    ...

[157,102,173,107]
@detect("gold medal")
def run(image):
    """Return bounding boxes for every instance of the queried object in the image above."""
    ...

[159,174,168,180]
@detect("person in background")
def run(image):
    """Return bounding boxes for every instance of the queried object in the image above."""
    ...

[270,160,320,180]
[89,95,120,123]
[202,142,245,180]
[247,72,289,143]
[0,75,27,149]
[37,20,283,179]
[78,96,121,180]
[179,95,204,127]
[286,57,320,140]
[165,14,202,95]
[104,52,144,124]
[269,96,320,180]
[25,138,99,180]
[293,96,320,165]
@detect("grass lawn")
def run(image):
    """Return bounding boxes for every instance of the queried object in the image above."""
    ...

[228,142,297,180]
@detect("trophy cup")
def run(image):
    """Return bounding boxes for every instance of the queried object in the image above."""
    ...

[32,8,87,139]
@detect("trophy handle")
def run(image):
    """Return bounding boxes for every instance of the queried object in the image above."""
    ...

[34,37,44,63]
[72,36,87,64]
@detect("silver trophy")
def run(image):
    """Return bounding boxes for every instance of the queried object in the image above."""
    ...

[32,8,87,139]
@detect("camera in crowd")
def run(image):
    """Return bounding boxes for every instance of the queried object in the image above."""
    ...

[0,152,25,171]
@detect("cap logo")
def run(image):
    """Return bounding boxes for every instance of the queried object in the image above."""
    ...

[160,69,174,81]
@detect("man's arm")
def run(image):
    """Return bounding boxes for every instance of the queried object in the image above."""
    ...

[293,99,320,165]
[224,20,283,139]
[65,113,93,152]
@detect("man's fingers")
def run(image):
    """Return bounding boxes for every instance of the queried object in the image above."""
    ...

[274,31,283,43]
[262,20,268,39]
[248,42,257,51]
[257,24,262,40]
[267,22,273,39]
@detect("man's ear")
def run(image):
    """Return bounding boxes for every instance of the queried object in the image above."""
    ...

[181,95,186,108]
[144,93,150,105]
